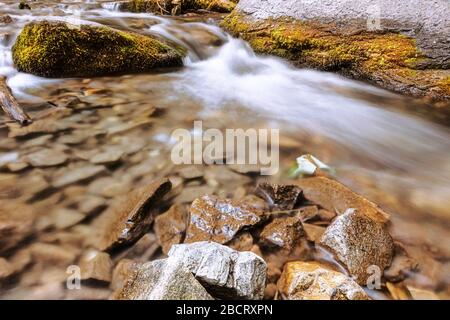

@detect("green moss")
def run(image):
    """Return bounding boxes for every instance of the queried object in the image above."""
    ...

[12,21,184,78]
[119,0,236,14]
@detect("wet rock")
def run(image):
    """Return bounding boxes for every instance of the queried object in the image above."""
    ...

[259,213,304,252]
[168,241,267,300]
[18,1,31,10]
[24,148,68,167]
[12,21,183,78]
[296,176,390,223]
[29,243,78,267]
[95,178,172,251]
[77,195,106,216]
[185,195,267,244]
[320,209,394,285]
[177,165,203,180]
[318,209,336,222]
[176,185,216,203]
[154,204,187,255]
[79,250,113,283]
[0,15,13,24]
[0,258,13,280]
[6,161,29,172]
[303,223,326,243]
[278,261,369,300]
[0,203,34,254]
[384,243,417,282]
[119,233,160,262]
[52,164,106,188]
[255,182,302,210]
[50,208,85,229]
[89,148,124,165]
[110,259,142,291]
[113,259,213,300]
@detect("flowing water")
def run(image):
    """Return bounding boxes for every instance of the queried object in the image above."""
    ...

[0,1,449,298]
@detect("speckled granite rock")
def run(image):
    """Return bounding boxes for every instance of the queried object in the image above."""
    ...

[112,259,213,300]
[320,209,394,285]
[185,195,267,244]
[278,261,369,300]
[169,241,267,300]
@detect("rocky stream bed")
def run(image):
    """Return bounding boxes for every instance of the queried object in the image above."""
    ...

[0,0,449,300]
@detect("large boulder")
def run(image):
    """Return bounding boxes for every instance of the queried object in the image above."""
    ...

[320,209,394,285]
[169,241,267,300]
[223,0,450,100]
[12,21,184,78]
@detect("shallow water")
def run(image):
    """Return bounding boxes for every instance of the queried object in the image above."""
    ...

[0,1,449,298]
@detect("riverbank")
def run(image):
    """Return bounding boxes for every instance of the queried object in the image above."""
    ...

[222,0,450,104]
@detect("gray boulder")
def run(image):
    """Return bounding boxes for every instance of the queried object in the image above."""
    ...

[169,241,267,300]
[235,0,450,67]
[112,259,213,300]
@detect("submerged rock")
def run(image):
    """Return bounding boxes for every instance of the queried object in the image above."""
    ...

[12,21,183,78]
[169,241,267,300]
[0,203,34,254]
[24,148,68,167]
[185,195,267,244]
[95,178,172,251]
[278,261,369,300]
[320,209,394,285]
[113,259,213,300]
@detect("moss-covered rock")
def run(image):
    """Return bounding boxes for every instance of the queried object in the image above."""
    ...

[119,0,236,15]
[12,21,184,78]
[222,12,450,101]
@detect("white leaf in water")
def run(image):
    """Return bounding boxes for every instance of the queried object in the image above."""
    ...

[294,154,333,177]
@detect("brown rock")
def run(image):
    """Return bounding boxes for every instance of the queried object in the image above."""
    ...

[278,261,369,300]
[320,209,394,285]
[29,243,78,267]
[24,148,68,167]
[384,243,417,282]
[52,164,106,188]
[0,203,34,254]
[110,259,142,291]
[79,250,113,282]
[303,223,326,243]
[255,182,302,210]
[228,232,254,252]
[296,176,389,223]
[264,283,278,300]
[185,195,267,244]
[176,185,216,203]
[177,165,203,180]
[260,214,304,252]
[121,233,160,261]
[95,178,172,251]
[0,258,13,280]
[154,204,187,255]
